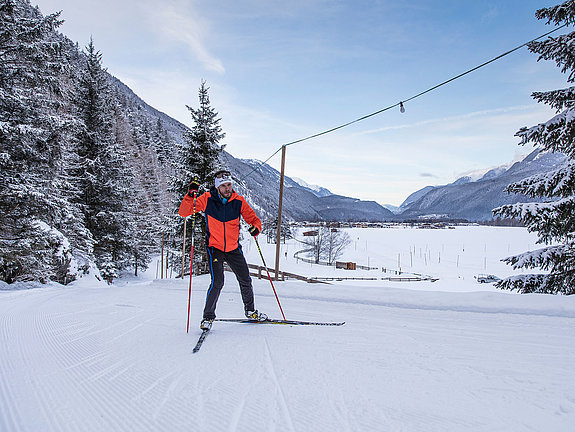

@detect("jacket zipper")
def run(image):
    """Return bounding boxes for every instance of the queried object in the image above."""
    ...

[222,201,226,251]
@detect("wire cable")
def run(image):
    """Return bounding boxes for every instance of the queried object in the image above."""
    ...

[243,22,570,179]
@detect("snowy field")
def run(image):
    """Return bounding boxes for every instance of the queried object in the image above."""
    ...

[245,225,543,291]
[1,226,574,431]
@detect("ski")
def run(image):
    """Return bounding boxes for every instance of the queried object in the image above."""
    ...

[214,318,345,326]
[192,328,210,353]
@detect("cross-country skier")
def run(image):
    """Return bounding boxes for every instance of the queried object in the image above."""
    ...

[179,170,267,330]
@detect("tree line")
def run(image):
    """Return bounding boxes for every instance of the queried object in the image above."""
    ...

[2,0,574,295]
[0,0,224,284]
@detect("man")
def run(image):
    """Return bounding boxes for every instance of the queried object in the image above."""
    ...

[179,170,267,330]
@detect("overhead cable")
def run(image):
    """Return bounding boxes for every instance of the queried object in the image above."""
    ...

[244,22,570,179]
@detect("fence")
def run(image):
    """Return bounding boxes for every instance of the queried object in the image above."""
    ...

[224,263,330,284]
[293,249,438,282]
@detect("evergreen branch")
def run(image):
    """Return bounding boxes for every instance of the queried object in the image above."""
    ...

[502,244,570,270]
[515,107,575,157]
[528,31,575,82]
[494,197,575,244]
[504,160,575,198]
[495,274,548,294]
[531,86,575,112]
[535,0,575,26]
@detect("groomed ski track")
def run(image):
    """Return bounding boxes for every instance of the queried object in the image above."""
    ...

[1,275,574,432]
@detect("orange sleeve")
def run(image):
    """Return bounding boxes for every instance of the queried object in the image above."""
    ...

[178,192,209,217]
[240,197,262,231]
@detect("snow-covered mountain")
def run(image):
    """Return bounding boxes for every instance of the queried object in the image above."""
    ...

[398,149,568,221]
[221,153,396,222]
[291,177,333,197]
[398,186,437,214]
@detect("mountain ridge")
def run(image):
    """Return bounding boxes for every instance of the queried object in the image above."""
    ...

[398,149,567,221]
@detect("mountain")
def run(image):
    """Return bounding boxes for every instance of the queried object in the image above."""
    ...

[398,186,437,214]
[220,153,396,222]
[291,177,333,197]
[383,204,401,214]
[398,149,568,221]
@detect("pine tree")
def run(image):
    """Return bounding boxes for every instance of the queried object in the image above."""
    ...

[0,0,89,283]
[263,217,293,244]
[72,38,133,281]
[167,80,225,275]
[128,120,165,276]
[153,118,171,165]
[493,1,575,295]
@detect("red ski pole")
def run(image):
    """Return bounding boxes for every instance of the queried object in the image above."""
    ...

[254,235,286,320]
[186,193,197,333]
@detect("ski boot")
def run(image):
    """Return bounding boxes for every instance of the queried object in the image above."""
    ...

[200,319,213,330]
[245,310,268,321]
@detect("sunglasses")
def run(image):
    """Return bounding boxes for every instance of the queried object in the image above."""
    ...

[215,171,231,178]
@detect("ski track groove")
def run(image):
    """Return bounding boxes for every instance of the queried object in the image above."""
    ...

[223,363,250,432]
[263,338,297,432]
[4,305,72,432]
[330,390,356,432]
[225,350,265,432]
[226,384,249,432]
[61,313,142,344]
[35,311,129,432]
[64,309,174,431]
[7,294,171,432]
[33,312,79,432]
[0,313,20,432]
[150,373,181,423]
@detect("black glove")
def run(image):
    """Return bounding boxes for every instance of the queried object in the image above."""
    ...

[248,225,260,236]
[188,178,200,196]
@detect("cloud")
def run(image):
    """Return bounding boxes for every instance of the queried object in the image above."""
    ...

[357,105,545,136]
[481,5,500,23]
[139,0,225,74]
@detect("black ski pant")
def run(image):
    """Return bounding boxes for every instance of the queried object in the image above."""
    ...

[203,246,255,320]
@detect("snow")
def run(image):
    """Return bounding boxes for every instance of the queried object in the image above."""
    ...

[1,226,574,431]
[35,220,71,259]
[254,225,545,293]
[291,176,328,194]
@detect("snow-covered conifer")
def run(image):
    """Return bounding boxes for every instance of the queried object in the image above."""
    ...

[263,217,293,244]
[167,80,225,275]
[71,38,134,280]
[0,0,91,283]
[494,1,575,295]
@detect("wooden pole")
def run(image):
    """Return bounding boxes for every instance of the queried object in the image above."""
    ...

[274,145,286,280]
[161,233,164,279]
[182,218,187,278]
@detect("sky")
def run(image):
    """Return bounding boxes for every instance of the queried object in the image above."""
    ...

[32,0,570,206]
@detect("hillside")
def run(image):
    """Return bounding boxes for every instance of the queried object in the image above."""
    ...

[222,153,396,222]
[398,149,567,221]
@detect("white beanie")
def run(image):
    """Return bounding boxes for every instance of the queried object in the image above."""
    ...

[215,173,233,189]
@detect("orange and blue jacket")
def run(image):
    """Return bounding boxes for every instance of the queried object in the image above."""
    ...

[179,187,262,252]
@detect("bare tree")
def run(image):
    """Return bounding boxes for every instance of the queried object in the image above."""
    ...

[300,227,351,264]
[325,228,351,265]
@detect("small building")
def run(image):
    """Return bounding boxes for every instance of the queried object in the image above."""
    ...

[336,261,356,270]
[303,230,318,237]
